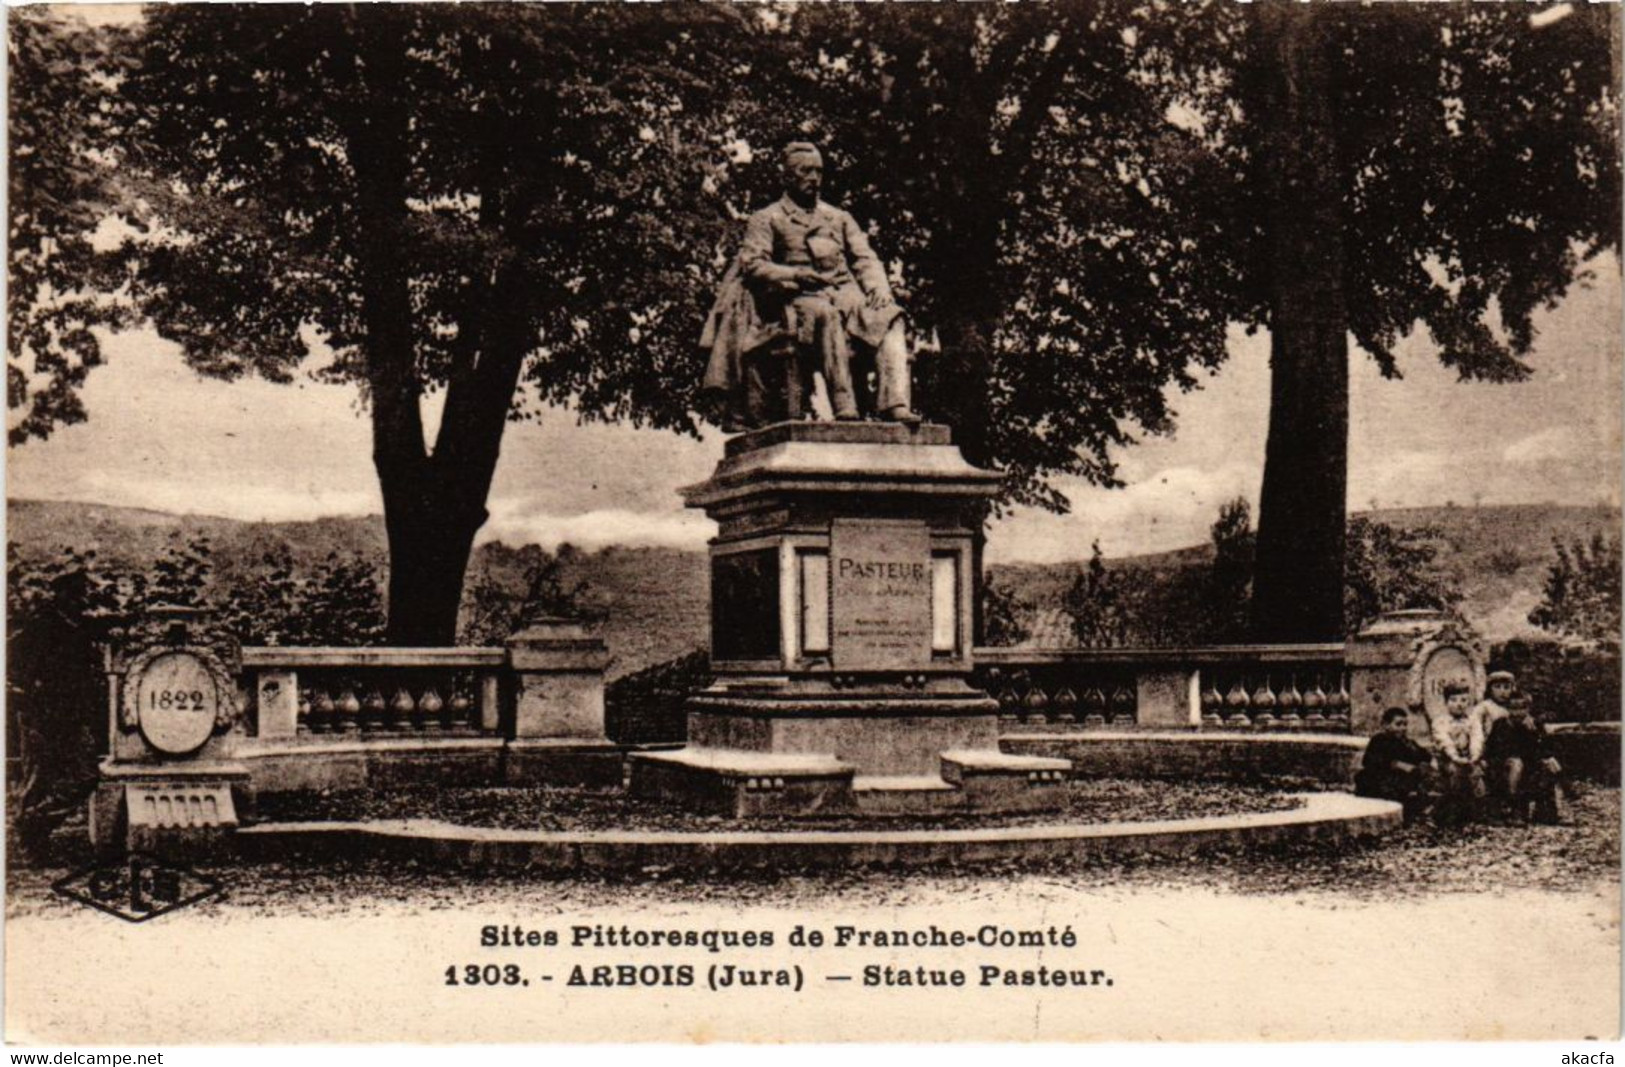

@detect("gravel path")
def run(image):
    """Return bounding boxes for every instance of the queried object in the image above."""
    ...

[8,786,1615,918]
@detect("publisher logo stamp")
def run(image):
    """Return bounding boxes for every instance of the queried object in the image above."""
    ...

[53,853,222,922]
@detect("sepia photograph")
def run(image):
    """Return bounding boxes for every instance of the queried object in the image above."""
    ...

[4,0,1621,1048]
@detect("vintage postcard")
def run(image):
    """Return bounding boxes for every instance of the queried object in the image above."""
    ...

[5,0,1620,1049]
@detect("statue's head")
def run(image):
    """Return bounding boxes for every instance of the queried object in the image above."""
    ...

[782,142,823,204]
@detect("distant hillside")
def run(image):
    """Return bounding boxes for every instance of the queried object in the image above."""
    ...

[543,542,709,680]
[8,499,707,679]
[8,498,389,575]
[1354,503,1620,642]
[988,503,1621,644]
[9,499,1618,667]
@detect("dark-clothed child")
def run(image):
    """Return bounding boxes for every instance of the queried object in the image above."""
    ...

[1483,694,1566,824]
[1356,707,1433,822]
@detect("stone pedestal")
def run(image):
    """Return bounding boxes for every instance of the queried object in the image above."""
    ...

[91,631,252,856]
[629,422,1069,816]
[90,761,249,860]
[1347,609,1486,739]
[504,619,621,787]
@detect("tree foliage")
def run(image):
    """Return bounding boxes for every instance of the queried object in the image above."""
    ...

[7,9,138,444]
[81,5,758,642]
[458,543,600,647]
[978,579,1033,649]
[1529,532,1622,650]
[731,4,1249,508]
[1203,496,1255,642]
[1343,516,1464,633]
[9,5,1617,644]
[1062,541,1133,649]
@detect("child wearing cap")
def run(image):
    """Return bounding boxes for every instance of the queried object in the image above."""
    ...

[1474,670,1517,739]
[1483,692,1567,823]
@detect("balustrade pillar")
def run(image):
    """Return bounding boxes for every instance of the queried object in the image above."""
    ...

[1138,668,1200,728]
[255,669,300,739]
[505,619,610,741]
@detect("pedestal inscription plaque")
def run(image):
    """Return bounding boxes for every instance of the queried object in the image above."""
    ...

[830,518,932,671]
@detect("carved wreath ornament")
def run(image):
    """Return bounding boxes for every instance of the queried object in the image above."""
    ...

[120,644,240,746]
[1404,620,1487,710]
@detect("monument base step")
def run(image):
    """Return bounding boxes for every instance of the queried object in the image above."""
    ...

[503,738,624,789]
[850,775,961,816]
[851,774,957,792]
[627,747,856,818]
[628,745,1071,818]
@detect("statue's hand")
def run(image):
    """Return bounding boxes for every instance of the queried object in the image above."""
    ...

[865,288,894,310]
[794,268,828,290]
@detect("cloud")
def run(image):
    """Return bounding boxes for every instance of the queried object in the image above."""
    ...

[481,505,713,552]
[74,472,379,522]
[1502,427,1585,465]
[1350,449,1464,509]
[990,462,1261,564]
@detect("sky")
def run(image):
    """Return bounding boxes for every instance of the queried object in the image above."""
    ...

[6,257,1620,564]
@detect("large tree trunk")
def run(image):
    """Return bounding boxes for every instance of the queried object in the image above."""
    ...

[933,310,997,644]
[1249,2,1349,643]
[921,19,1073,647]
[344,13,536,646]
[378,493,481,646]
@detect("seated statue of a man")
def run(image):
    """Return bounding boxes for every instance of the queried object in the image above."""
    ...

[700,142,919,430]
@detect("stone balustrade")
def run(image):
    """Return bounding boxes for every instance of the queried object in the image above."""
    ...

[236,618,613,750]
[242,646,508,740]
[973,644,1351,733]
[205,620,622,794]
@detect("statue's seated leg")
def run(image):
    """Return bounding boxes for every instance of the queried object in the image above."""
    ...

[784,341,814,421]
[743,345,790,428]
[847,346,878,419]
[799,301,859,421]
[873,321,920,425]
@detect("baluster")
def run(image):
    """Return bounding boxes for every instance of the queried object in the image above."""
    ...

[419,687,444,732]
[297,690,313,735]
[1082,686,1107,728]
[1223,677,1252,728]
[1022,684,1050,726]
[1051,686,1078,725]
[388,687,415,730]
[1110,685,1136,727]
[1327,674,1351,731]
[445,689,471,732]
[308,690,333,734]
[1277,675,1303,731]
[362,689,388,732]
[336,688,362,733]
[1302,679,1328,730]
[994,670,1023,725]
[1200,675,1224,729]
[1251,676,1277,731]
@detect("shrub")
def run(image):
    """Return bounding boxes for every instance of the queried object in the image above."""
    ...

[979,579,1032,647]
[604,649,709,745]
[1491,638,1621,724]
[1529,532,1621,650]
